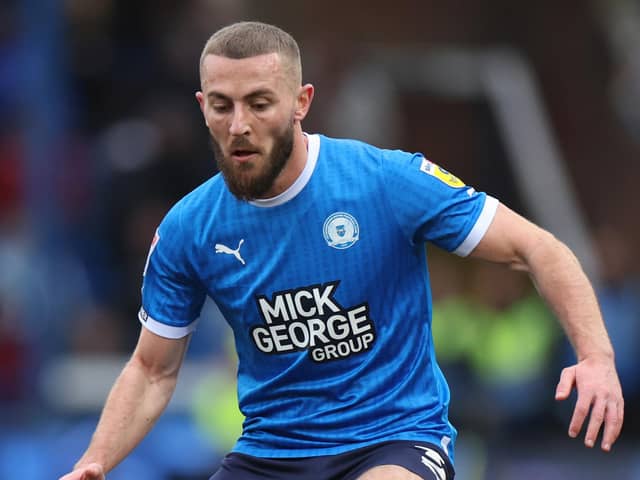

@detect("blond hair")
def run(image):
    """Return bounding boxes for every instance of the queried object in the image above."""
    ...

[199,21,302,88]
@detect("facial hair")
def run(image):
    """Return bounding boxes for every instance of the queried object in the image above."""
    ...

[211,120,295,202]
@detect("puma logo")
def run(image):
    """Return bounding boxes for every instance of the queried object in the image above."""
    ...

[215,239,246,265]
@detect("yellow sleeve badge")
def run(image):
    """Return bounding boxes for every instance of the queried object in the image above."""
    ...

[419,158,466,188]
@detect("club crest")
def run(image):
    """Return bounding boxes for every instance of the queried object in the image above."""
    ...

[323,212,359,249]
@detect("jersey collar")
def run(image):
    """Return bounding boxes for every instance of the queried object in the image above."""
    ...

[249,133,320,208]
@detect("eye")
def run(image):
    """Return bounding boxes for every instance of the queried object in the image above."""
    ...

[252,101,270,112]
[212,103,230,114]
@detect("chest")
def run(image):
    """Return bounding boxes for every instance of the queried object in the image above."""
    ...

[196,190,405,323]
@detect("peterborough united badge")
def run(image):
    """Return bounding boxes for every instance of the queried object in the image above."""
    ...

[323,212,359,249]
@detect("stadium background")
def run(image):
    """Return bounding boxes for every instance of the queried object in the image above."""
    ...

[0,0,639,478]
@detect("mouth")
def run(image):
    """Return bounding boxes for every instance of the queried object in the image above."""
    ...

[230,148,259,162]
[231,149,257,160]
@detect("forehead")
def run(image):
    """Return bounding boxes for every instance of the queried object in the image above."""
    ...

[201,53,289,96]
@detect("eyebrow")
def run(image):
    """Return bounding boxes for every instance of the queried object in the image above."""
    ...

[207,89,275,102]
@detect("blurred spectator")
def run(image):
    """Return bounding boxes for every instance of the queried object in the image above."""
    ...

[68,306,127,354]
[0,302,28,404]
[432,253,562,434]
[91,97,214,345]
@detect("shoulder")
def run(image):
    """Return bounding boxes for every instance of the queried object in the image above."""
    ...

[159,173,224,233]
[319,134,390,157]
[317,135,418,178]
[321,134,419,163]
[177,173,224,210]
[318,135,458,189]
[170,173,224,214]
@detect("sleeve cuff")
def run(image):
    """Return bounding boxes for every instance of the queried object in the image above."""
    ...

[453,195,499,257]
[138,307,198,339]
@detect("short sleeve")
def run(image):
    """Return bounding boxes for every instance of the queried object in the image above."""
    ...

[139,205,207,338]
[381,149,498,256]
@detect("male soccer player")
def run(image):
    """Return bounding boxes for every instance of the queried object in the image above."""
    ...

[60,21,623,480]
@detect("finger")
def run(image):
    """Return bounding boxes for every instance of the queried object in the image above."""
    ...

[600,400,624,452]
[583,397,606,448]
[555,366,576,401]
[568,390,593,438]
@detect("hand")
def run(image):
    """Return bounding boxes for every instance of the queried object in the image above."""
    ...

[555,355,624,451]
[58,463,105,480]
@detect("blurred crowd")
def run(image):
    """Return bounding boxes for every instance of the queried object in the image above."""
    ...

[0,0,639,478]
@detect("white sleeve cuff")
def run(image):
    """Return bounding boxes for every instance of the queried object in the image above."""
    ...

[138,307,198,339]
[453,195,499,257]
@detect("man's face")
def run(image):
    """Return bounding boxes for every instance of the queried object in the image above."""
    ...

[197,53,298,201]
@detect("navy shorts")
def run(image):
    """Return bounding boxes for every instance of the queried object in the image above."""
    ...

[209,440,455,480]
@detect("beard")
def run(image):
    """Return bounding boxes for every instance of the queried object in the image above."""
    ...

[211,120,295,202]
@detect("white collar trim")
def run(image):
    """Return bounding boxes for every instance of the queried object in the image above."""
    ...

[249,133,320,208]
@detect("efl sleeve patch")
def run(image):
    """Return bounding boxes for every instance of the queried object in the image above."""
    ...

[419,158,465,188]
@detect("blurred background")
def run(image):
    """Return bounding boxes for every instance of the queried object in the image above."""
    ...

[1,0,639,478]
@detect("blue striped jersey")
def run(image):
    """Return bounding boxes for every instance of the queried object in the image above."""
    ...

[139,133,498,462]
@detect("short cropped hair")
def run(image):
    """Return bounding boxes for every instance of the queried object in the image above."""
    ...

[199,21,302,88]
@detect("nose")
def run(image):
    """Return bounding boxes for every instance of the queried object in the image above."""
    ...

[229,105,250,136]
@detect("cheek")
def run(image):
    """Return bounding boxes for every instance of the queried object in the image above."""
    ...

[203,107,226,129]
[206,117,228,136]
[268,110,294,135]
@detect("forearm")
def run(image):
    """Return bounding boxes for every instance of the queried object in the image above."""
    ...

[524,232,613,361]
[470,204,623,450]
[74,357,178,472]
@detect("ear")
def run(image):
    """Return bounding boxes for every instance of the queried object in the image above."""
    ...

[195,91,209,127]
[293,84,314,122]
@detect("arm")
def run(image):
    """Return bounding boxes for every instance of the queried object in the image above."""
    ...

[469,202,623,451]
[59,327,191,479]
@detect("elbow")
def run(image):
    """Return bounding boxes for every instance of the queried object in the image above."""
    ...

[511,228,561,273]
[128,352,180,386]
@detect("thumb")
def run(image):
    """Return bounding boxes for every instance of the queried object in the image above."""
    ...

[555,365,576,400]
